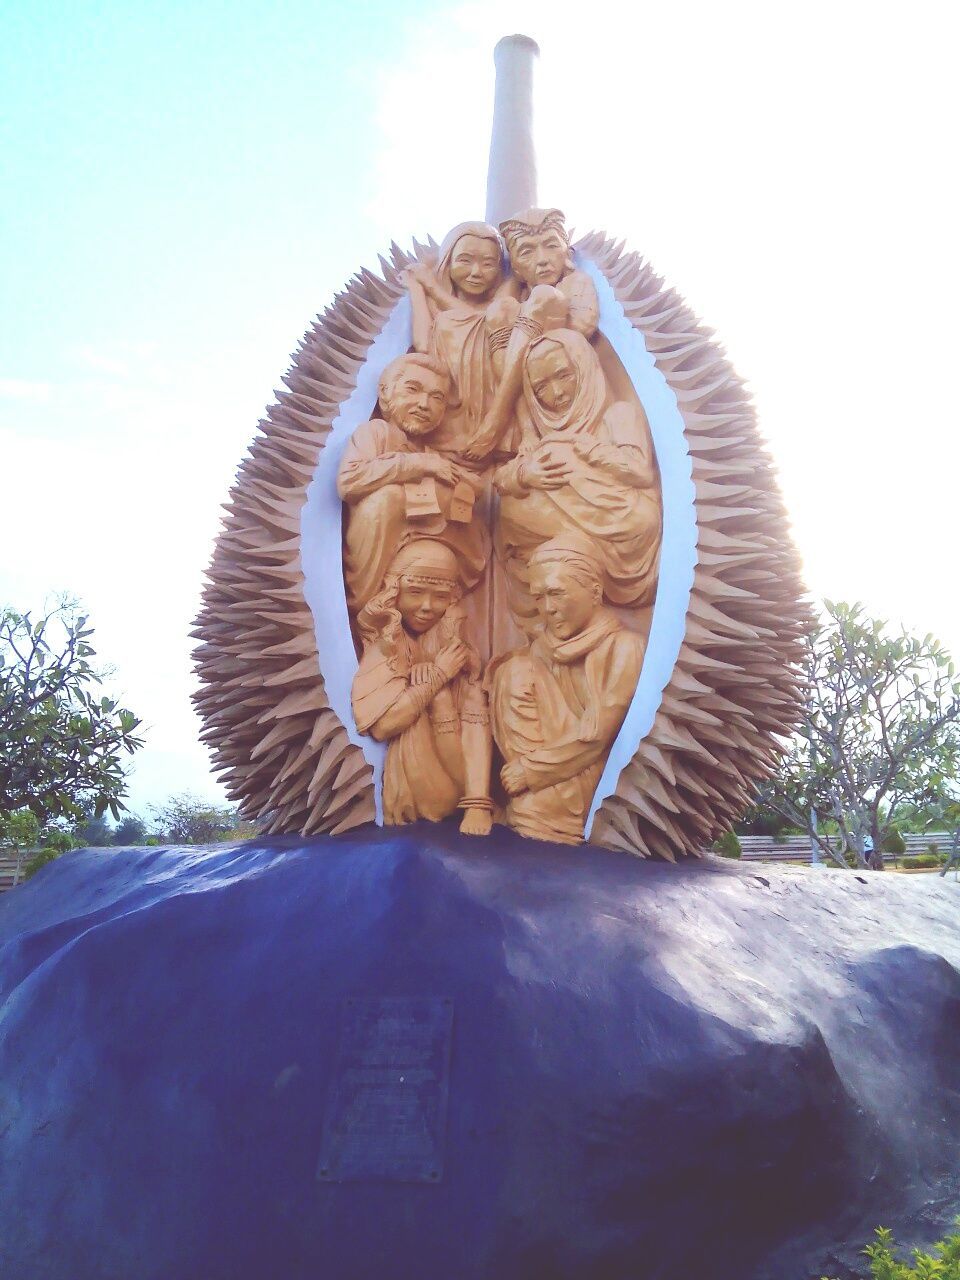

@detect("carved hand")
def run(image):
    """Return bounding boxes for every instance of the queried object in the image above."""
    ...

[403,262,439,296]
[421,454,462,486]
[435,640,469,682]
[500,759,529,796]
[409,663,439,688]
[520,449,571,491]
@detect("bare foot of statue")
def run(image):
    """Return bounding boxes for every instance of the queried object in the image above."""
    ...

[459,808,493,836]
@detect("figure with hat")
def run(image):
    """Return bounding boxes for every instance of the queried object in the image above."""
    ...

[488,533,645,845]
[465,208,601,461]
[351,539,494,836]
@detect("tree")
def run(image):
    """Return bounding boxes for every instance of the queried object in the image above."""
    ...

[113,814,147,845]
[758,601,960,870]
[0,600,143,825]
[74,815,114,847]
[0,809,40,889]
[149,793,243,844]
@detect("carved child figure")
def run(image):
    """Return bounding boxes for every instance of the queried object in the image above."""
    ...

[488,534,644,845]
[337,353,487,612]
[466,208,601,459]
[351,539,494,836]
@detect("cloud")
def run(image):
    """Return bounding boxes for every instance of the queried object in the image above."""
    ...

[0,378,52,402]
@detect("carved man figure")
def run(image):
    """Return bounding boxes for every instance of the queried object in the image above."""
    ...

[351,540,493,836]
[488,534,644,845]
[466,208,601,459]
[337,353,488,611]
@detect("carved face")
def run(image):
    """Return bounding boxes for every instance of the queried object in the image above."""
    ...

[387,364,448,436]
[396,578,457,634]
[530,561,601,642]
[448,234,502,300]
[527,342,578,413]
[509,230,569,288]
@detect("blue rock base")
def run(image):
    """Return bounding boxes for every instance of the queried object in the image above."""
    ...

[1,824,959,1280]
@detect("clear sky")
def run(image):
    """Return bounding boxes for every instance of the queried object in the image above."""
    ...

[1,0,956,817]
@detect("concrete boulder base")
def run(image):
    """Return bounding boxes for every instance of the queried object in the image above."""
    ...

[0,824,958,1280]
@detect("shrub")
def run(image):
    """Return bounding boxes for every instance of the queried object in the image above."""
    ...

[901,854,942,869]
[882,826,907,855]
[713,830,742,859]
[821,1216,960,1278]
[23,847,63,880]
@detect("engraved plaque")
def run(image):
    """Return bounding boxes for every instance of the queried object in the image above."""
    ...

[317,996,454,1183]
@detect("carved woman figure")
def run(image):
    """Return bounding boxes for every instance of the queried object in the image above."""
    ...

[405,221,515,461]
[465,208,600,460]
[488,534,645,845]
[351,539,493,836]
[493,328,661,631]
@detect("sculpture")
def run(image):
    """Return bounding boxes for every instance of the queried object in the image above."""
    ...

[405,221,514,462]
[193,36,810,858]
[488,535,645,845]
[494,328,661,630]
[465,208,600,460]
[337,352,488,612]
[351,540,493,836]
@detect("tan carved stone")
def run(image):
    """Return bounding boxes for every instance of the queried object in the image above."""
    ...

[494,328,661,634]
[337,352,488,613]
[489,535,645,844]
[465,208,600,461]
[351,540,493,836]
[405,222,515,464]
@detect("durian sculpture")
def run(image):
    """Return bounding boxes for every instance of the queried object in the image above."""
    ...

[193,35,809,858]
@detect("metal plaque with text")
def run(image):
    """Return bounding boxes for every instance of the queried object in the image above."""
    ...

[316,996,454,1184]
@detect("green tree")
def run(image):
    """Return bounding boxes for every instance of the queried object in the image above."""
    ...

[150,793,242,844]
[73,815,114,846]
[1,600,143,826]
[0,809,40,888]
[113,814,148,845]
[758,602,960,871]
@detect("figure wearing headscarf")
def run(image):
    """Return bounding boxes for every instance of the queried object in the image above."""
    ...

[465,208,601,461]
[493,329,661,631]
[404,221,516,463]
[488,534,645,845]
[351,540,493,835]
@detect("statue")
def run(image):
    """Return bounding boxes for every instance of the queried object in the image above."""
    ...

[494,328,661,631]
[465,208,600,460]
[194,33,810,862]
[351,540,494,836]
[488,535,645,845]
[405,222,515,462]
[337,353,488,612]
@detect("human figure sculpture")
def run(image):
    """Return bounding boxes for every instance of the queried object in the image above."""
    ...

[337,353,488,612]
[465,208,600,460]
[494,328,661,631]
[488,534,645,845]
[351,540,493,836]
[404,221,516,462]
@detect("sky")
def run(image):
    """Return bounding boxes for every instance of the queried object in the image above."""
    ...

[1,0,957,817]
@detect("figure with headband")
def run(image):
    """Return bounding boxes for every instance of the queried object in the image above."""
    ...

[351,540,493,836]
[464,208,601,461]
